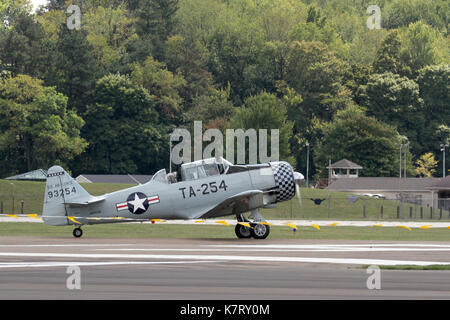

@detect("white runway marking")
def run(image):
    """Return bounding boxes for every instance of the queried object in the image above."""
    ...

[0,244,132,247]
[1,243,449,268]
[202,243,450,252]
[92,247,450,253]
[0,260,215,269]
[0,251,449,266]
[208,243,450,249]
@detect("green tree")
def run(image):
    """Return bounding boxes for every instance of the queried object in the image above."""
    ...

[400,21,448,75]
[348,28,388,66]
[286,41,348,121]
[130,55,186,124]
[435,125,450,145]
[0,11,46,78]
[416,64,450,162]
[0,74,87,175]
[79,73,167,174]
[132,0,179,61]
[184,85,234,131]
[373,30,411,77]
[48,23,97,113]
[314,105,404,177]
[83,3,138,75]
[207,21,266,105]
[289,7,348,60]
[0,0,32,24]
[228,92,294,164]
[417,64,450,125]
[165,35,214,104]
[357,72,424,155]
[415,152,438,177]
[384,0,448,32]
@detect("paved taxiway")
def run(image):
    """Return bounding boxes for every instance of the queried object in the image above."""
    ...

[0,237,449,299]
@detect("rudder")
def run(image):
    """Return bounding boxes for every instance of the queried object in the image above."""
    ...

[43,166,91,225]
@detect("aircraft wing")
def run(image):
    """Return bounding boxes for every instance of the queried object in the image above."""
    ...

[198,190,265,219]
[64,196,106,206]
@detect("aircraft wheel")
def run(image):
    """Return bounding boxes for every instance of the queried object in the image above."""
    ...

[73,228,83,238]
[235,224,251,239]
[250,223,270,239]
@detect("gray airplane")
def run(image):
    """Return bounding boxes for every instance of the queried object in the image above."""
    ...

[42,157,304,239]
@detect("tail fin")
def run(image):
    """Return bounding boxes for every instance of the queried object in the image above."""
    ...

[43,166,92,225]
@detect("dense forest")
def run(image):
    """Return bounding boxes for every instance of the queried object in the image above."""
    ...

[0,0,448,181]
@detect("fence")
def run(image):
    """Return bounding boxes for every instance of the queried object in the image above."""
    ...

[0,192,449,221]
[262,196,450,221]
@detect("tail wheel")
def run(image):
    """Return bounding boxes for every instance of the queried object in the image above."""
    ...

[250,223,270,239]
[73,228,83,238]
[235,224,251,239]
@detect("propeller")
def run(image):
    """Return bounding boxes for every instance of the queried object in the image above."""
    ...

[293,171,304,207]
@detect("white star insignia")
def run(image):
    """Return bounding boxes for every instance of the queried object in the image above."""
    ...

[128,193,147,213]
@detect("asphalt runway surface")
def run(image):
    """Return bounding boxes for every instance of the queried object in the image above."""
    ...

[0,237,449,300]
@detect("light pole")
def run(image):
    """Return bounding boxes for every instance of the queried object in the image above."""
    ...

[395,142,408,218]
[305,141,310,188]
[441,144,449,177]
[169,136,172,174]
[395,143,402,178]
[404,142,409,178]
[10,182,14,215]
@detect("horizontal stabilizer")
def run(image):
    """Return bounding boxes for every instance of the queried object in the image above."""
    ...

[64,196,106,206]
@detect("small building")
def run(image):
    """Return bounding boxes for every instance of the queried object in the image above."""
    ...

[327,159,362,181]
[5,169,47,181]
[327,177,440,207]
[427,175,450,211]
[75,174,153,185]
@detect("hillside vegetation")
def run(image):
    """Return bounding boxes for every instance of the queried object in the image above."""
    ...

[0,0,448,182]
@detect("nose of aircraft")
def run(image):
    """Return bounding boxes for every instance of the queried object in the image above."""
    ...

[270,161,296,202]
[269,161,305,204]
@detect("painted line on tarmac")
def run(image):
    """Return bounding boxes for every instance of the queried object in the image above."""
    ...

[0,251,449,266]
[0,244,133,248]
[91,247,450,253]
[0,260,216,269]
[207,243,450,250]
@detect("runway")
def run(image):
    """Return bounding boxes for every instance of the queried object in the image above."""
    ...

[0,237,449,299]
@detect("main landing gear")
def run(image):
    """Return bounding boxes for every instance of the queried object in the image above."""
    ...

[235,209,270,240]
[73,227,83,238]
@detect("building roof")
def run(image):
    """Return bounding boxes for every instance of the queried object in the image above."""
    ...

[327,159,362,169]
[428,175,450,190]
[5,169,47,181]
[327,177,440,192]
[75,174,153,184]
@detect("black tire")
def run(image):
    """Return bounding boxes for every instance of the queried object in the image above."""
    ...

[235,224,252,239]
[73,228,83,238]
[250,223,270,239]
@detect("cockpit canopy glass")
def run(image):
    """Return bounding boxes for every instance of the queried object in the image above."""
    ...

[181,157,230,181]
[151,168,168,183]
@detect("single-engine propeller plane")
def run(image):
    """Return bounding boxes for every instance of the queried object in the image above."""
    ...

[42,157,304,239]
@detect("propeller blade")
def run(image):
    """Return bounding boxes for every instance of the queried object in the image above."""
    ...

[293,171,304,207]
[295,183,302,207]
